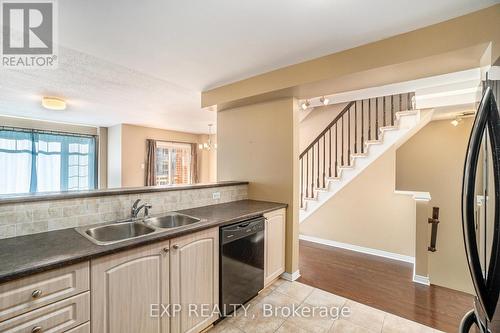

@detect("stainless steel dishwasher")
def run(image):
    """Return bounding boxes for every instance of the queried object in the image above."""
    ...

[219,216,265,317]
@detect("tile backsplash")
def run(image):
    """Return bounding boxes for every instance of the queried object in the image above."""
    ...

[0,184,248,239]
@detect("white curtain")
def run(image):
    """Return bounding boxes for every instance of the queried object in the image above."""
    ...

[0,129,96,195]
[0,130,32,194]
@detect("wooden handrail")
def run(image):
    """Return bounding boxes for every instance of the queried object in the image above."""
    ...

[299,101,354,159]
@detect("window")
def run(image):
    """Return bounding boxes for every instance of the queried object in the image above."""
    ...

[0,128,97,194]
[155,141,191,185]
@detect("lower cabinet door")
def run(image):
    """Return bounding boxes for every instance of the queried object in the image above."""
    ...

[91,241,170,333]
[170,228,219,333]
[264,208,286,286]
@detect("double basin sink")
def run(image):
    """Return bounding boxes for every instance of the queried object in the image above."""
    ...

[77,212,202,245]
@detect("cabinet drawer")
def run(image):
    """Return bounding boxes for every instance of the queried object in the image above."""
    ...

[0,292,90,333]
[0,262,89,322]
[65,322,90,333]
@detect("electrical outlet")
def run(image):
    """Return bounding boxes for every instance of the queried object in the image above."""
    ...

[212,192,221,200]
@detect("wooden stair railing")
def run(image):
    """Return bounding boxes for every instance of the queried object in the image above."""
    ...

[299,92,415,209]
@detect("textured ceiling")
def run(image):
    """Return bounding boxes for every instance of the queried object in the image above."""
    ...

[1,0,497,133]
[0,48,215,133]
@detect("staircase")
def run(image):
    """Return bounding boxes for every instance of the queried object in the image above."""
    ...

[300,92,430,222]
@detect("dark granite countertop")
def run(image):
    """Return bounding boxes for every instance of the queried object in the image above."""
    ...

[0,199,287,284]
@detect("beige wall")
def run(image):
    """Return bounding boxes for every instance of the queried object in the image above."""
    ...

[107,124,122,188]
[414,200,430,278]
[299,103,348,152]
[217,98,300,274]
[112,124,216,188]
[396,118,474,293]
[0,115,98,135]
[300,148,416,257]
[97,127,108,189]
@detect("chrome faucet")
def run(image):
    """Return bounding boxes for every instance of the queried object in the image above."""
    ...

[131,199,152,219]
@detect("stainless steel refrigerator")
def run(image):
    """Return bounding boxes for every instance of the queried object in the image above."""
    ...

[460,83,500,333]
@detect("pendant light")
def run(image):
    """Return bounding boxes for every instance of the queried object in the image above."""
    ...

[199,124,217,150]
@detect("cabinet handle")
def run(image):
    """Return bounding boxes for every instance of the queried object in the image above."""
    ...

[31,326,42,333]
[173,244,179,249]
[31,289,42,298]
[163,248,169,253]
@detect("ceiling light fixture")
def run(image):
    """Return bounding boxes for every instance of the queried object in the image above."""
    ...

[320,96,329,106]
[199,124,217,150]
[301,100,310,110]
[42,96,66,110]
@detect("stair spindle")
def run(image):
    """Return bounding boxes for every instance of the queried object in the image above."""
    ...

[391,95,394,126]
[354,101,357,154]
[341,115,344,166]
[305,152,309,198]
[347,107,351,165]
[301,157,304,207]
[323,137,326,188]
[375,98,379,140]
[335,122,338,177]
[317,143,320,188]
[361,100,364,153]
[328,128,332,177]
[311,148,314,198]
[383,96,386,127]
[368,99,372,140]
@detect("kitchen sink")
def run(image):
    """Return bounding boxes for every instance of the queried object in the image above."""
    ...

[144,212,201,229]
[80,221,156,245]
[76,212,203,245]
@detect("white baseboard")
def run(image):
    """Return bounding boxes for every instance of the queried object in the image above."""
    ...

[413,274,430,286]
[299,234,415,264]
[281,270,301,282]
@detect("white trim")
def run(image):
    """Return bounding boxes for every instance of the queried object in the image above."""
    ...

[413,274,430,286]
[281,270,301,282]
[394,190,431,202]
[488,66,500,80]
[299,234,415,264]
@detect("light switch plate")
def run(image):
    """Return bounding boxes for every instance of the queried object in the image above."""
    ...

[212,192,221,200]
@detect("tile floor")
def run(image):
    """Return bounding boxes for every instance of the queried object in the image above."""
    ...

[210,279,445,333]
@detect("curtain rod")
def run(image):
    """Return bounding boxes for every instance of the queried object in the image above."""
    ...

[0,125,97,138]
[154,139,196,145]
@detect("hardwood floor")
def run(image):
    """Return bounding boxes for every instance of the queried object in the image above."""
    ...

[298,240,475,333]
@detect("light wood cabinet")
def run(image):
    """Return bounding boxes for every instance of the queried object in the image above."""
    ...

[0,292,89,333]
[264,208,286,286]
[66,322,90,333]
[170,228,219,333]
[0,262,89,322]
[91,227,219,333]
[91,241,170,333]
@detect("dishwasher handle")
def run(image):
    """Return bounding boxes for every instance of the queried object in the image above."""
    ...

[221,217,265,244]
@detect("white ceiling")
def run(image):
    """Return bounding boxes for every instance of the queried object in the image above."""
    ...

[1,0,497,133]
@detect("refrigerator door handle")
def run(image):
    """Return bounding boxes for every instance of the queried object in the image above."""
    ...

[462,86,500,322]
